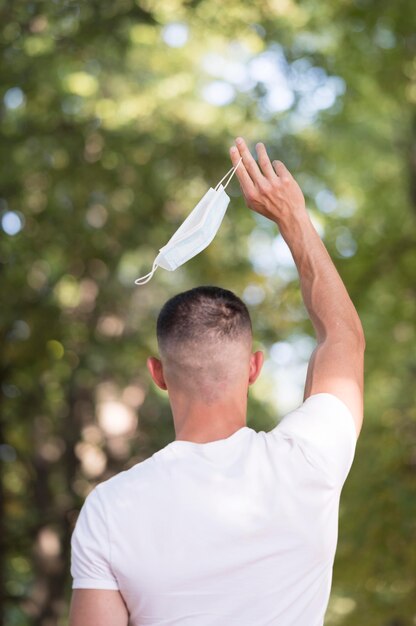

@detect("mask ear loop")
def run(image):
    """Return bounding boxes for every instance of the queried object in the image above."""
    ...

[134,258,159,285]
[215,156,243,192]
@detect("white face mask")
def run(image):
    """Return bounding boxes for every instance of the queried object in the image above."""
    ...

[134,157,242,285]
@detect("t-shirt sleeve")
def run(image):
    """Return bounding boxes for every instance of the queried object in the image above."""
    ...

[274,392,358,488]
[71,486,119,590]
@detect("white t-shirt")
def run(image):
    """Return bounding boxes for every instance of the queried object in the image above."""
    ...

[71,392,357,626]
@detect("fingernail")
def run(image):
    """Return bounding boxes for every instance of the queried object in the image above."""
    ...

[235,137,243,144]
[230,146,237,153]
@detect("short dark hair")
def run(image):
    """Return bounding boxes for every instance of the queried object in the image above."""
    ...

[156,286,252,353]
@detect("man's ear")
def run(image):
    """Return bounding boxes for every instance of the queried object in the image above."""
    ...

[147,357,168,391]
[248,350,264,386]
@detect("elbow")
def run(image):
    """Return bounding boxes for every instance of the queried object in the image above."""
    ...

[323,319,366,351]
[347,322,366,353]
[345,308,366,352]
[354,318,366,352]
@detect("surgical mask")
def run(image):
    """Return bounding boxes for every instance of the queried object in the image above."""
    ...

[134,156,242,285]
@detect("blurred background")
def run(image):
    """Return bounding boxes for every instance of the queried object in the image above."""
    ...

[1,0,415,624]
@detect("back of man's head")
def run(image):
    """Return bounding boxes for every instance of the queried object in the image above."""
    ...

[156,286,253,402]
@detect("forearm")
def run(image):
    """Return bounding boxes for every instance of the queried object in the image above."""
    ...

[229,138,365,430]
[276,212,364,345]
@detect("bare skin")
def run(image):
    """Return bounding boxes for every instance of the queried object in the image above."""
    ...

[69,589,128,626]
[69,137,365,625]
[228,137,365,436]
[148,341,264,442]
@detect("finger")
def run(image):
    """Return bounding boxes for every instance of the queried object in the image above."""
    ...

[256,142,276,179]
[272,160,291,180]
[234,137,265,186]
[229,146,256,196]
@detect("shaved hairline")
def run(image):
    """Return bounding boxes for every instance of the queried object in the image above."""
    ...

[159,334,253,400]
[158,327,252,359]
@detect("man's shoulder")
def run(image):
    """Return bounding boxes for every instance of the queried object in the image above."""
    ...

[269,392,357,488]
[95,450,163,501]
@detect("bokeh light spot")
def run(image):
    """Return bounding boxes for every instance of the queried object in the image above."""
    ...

[2,211,24,235]
[161,22,189,48]
[316,189,338,214]
[335,227,357,258]
[242,284,266,306]
[202,81,236,106]
[97,400,137,437]
[47,340,65,360]
[4,87,25,109]
[37,527,61,558]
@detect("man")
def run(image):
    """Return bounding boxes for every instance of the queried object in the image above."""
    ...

[69,137,365,625]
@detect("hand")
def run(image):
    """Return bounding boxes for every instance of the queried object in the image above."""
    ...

[229,137,307,234]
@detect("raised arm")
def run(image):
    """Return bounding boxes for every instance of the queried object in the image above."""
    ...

[229,137,365,438]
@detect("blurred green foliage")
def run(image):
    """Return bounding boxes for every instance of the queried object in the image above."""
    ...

[1,0,415,624]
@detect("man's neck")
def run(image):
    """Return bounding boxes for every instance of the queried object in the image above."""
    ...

[171,395,247,443]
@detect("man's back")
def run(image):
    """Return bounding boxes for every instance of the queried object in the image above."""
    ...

[71,393,357,626]
[69,139,365,625]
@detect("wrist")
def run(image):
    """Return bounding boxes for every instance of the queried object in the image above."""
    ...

[273,208,314,243]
